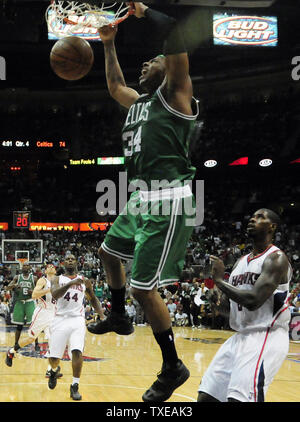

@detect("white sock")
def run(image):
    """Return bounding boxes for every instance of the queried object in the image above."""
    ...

[72,377,80,385]
[9,348,15,354]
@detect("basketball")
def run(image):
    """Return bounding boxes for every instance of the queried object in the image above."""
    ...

[50,36,94,81]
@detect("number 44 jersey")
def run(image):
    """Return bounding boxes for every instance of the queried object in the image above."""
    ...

[55,274,86,318]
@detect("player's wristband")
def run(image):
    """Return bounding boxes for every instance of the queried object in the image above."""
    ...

[144,8,186,55]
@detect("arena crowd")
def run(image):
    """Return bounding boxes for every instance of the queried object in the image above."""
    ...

[0,210,299,331]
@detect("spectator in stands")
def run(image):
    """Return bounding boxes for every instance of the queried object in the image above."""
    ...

[94,280,104,302]
[102,298,112,316]
[125,299,136,324]
[192,281,209,328]
[133,297,145,326]
[178,283,192,326]
[175,309,189,327]
[166,299,177,326]
[289,297,300,314]
[85,305,95,322]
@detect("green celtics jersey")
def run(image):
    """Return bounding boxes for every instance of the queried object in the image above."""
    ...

[14,273,35,301]
[122,86,199,189]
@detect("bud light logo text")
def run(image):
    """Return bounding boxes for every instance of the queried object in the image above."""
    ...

[213,15,278,47]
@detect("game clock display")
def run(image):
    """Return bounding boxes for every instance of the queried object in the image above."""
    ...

[13,211,31,229]
[1,140,67,150]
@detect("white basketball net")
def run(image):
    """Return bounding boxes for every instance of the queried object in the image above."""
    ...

[46,1,133,38]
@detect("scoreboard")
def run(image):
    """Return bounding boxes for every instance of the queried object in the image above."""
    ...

[1,139,67,150]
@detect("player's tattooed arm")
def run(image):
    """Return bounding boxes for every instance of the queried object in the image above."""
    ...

[105,41,126,89]
[84,278,105,320]
[133,2,193,114]
[99,25,139,108]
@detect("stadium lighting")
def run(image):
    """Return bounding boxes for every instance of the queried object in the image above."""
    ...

[229,157,248,166]
[204,160,217,168]
[259,159,272,167]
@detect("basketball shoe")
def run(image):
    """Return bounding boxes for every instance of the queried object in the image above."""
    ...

[87,312,134,335]
[142,360,190,402]
[5,350,14,367]
[48,366,61,390]
[70,383,82,400]
[45,369,63,378]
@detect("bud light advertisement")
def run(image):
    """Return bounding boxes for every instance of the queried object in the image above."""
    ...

[213,14,278,47]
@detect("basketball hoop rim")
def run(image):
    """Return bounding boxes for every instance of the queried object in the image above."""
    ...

[17,258,30,268]
[47,1,135,36]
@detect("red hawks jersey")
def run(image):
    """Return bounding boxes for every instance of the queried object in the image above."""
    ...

[229,245,292,333]
[37,277,56,312]
[55,274,86,317]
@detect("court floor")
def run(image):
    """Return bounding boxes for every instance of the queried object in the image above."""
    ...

[0,323,299,402]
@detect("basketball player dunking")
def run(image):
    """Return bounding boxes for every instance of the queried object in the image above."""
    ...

[87,2,199,402]
[47,254,104,401]
[5,264,62,379]
[198,209,292,402]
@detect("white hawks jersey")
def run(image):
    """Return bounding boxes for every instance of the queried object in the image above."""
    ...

[229,245,292,333]
[55,274,86,317]
[36,277,56,312]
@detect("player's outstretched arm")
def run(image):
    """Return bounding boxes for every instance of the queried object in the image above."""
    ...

[99,25,139,108]
[133,2,193,115]
[32,277,48,300]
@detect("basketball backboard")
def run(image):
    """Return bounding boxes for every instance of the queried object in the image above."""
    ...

[1,239,43,264]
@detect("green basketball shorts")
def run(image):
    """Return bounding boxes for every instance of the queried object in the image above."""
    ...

[102,185,196,290]
[12,300,36,325]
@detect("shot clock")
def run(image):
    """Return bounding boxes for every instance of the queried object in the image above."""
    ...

[13,211,31,229]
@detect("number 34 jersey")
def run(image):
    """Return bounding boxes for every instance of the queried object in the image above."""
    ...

[55,274,86,318]
[122,84,199,189]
